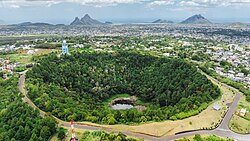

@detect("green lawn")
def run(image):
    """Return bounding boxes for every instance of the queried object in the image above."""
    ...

[0,53,32,64]
[0,49,57,64]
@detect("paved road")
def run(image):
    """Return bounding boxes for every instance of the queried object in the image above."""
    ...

[19,73,250,141]
[207,76,241,131]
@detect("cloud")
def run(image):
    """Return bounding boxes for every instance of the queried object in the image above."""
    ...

[0,0,143,8]
[0,0,61,8]
[147,0,250,8]
[179,1,200,7]
[147,0,175,7]
[179,0,250,8]
[0,0,250,8]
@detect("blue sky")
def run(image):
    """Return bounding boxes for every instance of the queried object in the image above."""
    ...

[0,0,250,24]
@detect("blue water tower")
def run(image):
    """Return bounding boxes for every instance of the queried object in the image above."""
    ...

[62,40,69,55]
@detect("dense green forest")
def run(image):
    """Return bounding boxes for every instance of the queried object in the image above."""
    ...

[0,77,57,141]
[26,51,220,124]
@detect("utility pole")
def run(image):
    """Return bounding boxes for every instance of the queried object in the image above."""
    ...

[70,120,78,141]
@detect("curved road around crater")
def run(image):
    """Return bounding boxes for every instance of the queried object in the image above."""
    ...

[18,73,250,141]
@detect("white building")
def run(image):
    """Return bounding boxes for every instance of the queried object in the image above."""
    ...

[240,108,247,116]
[213,104,221,111]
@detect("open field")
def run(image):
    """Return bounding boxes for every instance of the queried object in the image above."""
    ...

[238,94,250,112]
[0,49,57,64]
[230,114,250,134]
[0,53,32,64]
[73,74,235,137]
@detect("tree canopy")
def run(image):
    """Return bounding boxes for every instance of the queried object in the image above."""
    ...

[0,77,57,141]
[26,51,220,124]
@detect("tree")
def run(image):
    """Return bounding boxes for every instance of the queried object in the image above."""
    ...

[0,78,57,141]
[140,116,147,123]
[29,133,39,141]
[40,126,51,139]
[114,136,122,141]
[57,129,66,141]
[193,134,203,141]
[106,114,117,125]
[14,126,24,140]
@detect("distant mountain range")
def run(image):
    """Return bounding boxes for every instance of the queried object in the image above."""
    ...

[6,14,249,26]
[229,22,248,28]
[70,14,105,26]
[13,22,54,26]
[181,14,212,24]
[152,19,174,24]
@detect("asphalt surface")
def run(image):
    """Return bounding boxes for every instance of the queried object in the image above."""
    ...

[19,73,250,141]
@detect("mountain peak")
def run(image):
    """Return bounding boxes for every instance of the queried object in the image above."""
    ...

[83,14,91,19]
[70,17,82,25]
[181,14,212,24]
[70,14,104,26]
[193,14,205,19]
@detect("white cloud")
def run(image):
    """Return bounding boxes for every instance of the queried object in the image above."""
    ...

[0,0,143,8]
[0,0,62,8]
[67,0,143,7]
[179,0,250,8]
[147,0,175,7]
[148,0,250,8]
[179,1,200,7]
[0,0,250,8]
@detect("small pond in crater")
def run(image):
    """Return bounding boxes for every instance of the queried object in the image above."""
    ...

[111,97,146,110]
[112,104,135,110]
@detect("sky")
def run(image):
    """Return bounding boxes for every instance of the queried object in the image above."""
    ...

[0,0,250,24]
